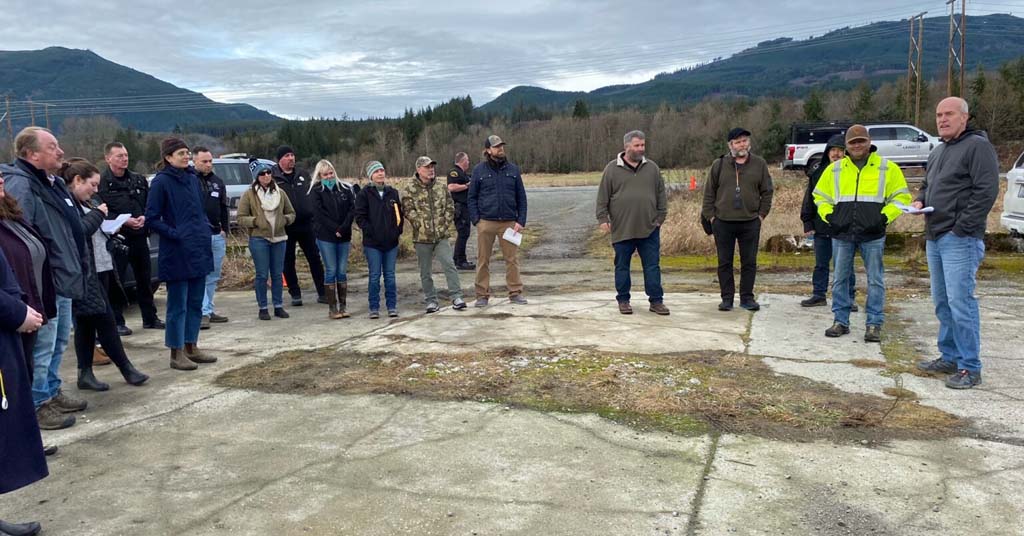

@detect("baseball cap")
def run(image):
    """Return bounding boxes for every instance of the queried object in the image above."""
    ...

[415,156,437,168]
[484,135,506,148]
[845,124,870,143]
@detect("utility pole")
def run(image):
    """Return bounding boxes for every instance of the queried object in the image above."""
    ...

[947,0,967,97]
[906,12,926,125]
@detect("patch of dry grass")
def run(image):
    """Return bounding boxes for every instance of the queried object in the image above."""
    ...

[219,347,962,442]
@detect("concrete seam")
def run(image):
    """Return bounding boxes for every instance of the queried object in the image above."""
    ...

[685,431,721,536]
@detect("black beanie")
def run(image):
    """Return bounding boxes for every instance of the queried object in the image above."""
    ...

[276,145,295,161]
[161,137,188,157]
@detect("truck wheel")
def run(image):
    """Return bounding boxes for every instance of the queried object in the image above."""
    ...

[806,154,822,173]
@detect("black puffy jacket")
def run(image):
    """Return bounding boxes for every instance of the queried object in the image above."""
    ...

[354,186,404,251]
[311,183,356,243]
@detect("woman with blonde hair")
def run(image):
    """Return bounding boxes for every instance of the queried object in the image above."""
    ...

[238,161,296,320]
[309,160,356,319]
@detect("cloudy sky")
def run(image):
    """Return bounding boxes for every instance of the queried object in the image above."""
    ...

[1,0,1020,119]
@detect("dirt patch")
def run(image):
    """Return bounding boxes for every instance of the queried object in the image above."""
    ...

[218,347,961,442]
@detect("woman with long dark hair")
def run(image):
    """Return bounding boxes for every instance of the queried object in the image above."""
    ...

[145,138,216,370]
[237,161,296,320]
[62,159,148,390]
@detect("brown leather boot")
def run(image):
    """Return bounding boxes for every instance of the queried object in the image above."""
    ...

[93,345,112,366]
[184,343,217,364]
[326,282,342,319]
[170,348,197,371]
[338,282,350,318]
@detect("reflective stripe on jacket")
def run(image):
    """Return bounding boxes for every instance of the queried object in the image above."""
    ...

[812,152,911,242]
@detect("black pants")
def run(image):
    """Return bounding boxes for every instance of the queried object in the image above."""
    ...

[712,218,761,302]
[453,203,471,264]
[284,226,325,299]
[113,233,158,325]
[74,306,131,370]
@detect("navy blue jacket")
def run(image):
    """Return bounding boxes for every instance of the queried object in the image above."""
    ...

[0,248,49,494]
[468,160,528,226]
[145,166,213,282]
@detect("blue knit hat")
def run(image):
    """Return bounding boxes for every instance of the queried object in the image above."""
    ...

[249,160,272,179]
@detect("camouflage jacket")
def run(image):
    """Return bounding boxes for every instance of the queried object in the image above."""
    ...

[402,175,455,243]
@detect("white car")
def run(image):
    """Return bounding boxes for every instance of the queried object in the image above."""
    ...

[1001,150,1024,236]
[784,122,941,170]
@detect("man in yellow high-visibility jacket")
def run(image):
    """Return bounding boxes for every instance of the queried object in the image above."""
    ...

[812,124,911,342]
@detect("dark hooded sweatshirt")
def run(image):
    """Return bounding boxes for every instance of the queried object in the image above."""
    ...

[801,134,846,237]
[915,128,1000,241]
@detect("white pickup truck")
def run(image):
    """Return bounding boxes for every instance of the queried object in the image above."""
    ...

[784,122,941,170]
[1002,149,1024,236]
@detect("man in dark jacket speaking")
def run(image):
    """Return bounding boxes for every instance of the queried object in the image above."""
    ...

[272,146,326,306]
[913,97,1000,390]
[468,135,528,307]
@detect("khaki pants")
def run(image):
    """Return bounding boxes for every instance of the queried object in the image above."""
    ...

[475,220,523,298]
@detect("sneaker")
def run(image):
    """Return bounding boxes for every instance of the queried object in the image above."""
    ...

[50,389,87,413]
[800,296,827,307]
[824,322,850,338]
[452,298,467,310]
[369,310,380,319]
[116,324,133,336]
[509,295,528,305]
[200,315,211,330]
[618,301,633,315]
[457,262,477,271]
[917,358,957,375]
[36,402,75,430]
[425,302,440,314]
[388,309,399,318]
[864,325,882,343]
[258,309,272,321]
[649,302,670,315]
[718,300,734,311]
[851,302,860,313]
[291,297,303,307]
[274,307,290,319]
[209,313,229,323]
[945,369,982,389]
[143,318,166,329]
[740,299,760,311]
[475,297,489,308]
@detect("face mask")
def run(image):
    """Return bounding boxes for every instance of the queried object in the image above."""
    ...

[321,179,336,189]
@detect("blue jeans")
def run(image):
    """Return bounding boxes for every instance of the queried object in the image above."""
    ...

[612,227,664,304]
[31,294,72,408]
[832,237,885,327]
[317,240,351,284]
[812,234,856,300]
[926,232,985,373]
[250,237,286,310]
[202,233,227,316]
[165,277,205,349]
[364,246,398,312]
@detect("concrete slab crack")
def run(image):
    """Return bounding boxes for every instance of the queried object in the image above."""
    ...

[685,431,720,536]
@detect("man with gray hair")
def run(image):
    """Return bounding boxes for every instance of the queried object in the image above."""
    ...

[914,97,1000,389]
[447,151,475,270]
[596,130,669,315]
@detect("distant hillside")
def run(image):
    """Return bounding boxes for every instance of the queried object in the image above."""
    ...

[0,47,279,132]
[480,14,1024,114]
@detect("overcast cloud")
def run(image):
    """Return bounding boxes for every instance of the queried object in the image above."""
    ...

[1,0,1019,118]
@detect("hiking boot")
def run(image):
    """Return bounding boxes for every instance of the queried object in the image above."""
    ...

[452,298,467,310]
[649,302,670,315]
[945,369,982,389]
[50,389,87,413]
[169,348,198,371]
[740,299,760,311]
[824,322,850,338]
[425,302,440,314]
[143,318,165,329]
[274,307,290,319]
[369,310,380,319]
[718,300,733,311]
[475,297,489,308]
[93,345,111,366]
[258,309,272,321]
[917,358,957,375]
[77,368,109,392]
[800,295,827,307]
[185,343,217,364]
[36,402,75,430]
[116,324,133,337]
[0,519,42,536]
[864,325,882,343]
[200,315,211,330]
[509,295,528,305]
[618,301,633,315]
[209,313,229,323]
[388,309,399,318]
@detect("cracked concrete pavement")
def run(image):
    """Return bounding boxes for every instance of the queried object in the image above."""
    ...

[5,186,1023,535]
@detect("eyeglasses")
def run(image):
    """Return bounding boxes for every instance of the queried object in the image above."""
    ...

[257,170,272,177]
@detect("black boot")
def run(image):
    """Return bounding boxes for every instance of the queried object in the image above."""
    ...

[77,368,110,391]
[117,361,150,386]
[0,519,42,536]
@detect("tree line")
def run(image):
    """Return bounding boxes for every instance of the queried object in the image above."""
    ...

[4,57,1024,176]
